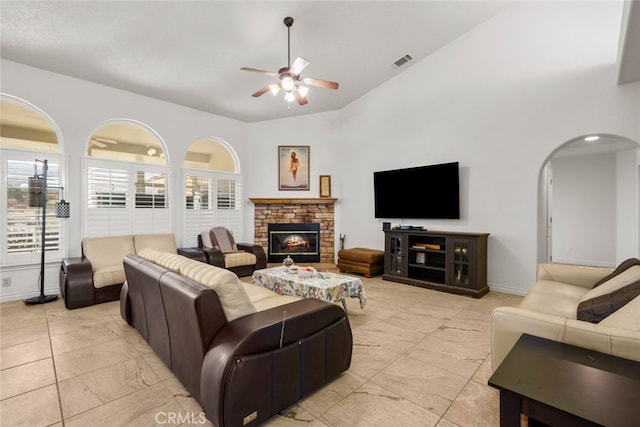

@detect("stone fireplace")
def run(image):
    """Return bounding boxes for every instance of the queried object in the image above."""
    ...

[250,198,337,264]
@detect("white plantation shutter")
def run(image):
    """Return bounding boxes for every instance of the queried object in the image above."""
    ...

[86,163,129,237]
[182,170,243,247]
[84,159,171,237]
[133,169,170,234]
[215,174,243,240]
[2,153,65,264]
[183,173,214,248]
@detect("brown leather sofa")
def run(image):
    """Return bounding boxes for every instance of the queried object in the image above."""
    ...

[120,250,352,427]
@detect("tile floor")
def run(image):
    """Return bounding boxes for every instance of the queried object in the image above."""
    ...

[0,270,521,427]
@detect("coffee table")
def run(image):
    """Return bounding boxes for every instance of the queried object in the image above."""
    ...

[251,266,366,313]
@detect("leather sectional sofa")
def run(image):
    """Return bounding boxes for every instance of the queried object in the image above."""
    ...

[491,260,640,370]
[119,249,352,427]
[59,233,202,309]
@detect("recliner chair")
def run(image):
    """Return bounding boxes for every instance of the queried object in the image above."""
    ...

[198,226,266,277]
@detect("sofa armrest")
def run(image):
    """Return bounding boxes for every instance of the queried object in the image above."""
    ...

[59,257,95,309]
[236,243,267,270]
[201,247,225,268]
[200,299,352,427]
[536,263,613,289]
[491,306,640,372]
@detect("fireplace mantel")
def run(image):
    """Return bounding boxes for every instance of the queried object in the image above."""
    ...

[250,198,337,205]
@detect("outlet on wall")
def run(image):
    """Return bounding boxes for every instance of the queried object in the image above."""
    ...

[2,277,11,288]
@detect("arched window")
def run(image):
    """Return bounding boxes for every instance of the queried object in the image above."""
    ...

[84,120,170,237]
[0,95,66,265]
[182,138,243,247]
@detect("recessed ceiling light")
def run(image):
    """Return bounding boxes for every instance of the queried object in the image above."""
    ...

[584,135,600,142]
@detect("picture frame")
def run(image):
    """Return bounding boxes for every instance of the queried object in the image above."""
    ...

[319,175,331,198]
[416,252,426,264]
[278,145,310,190]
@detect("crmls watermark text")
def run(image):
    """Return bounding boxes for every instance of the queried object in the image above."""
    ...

[155,412,207,425]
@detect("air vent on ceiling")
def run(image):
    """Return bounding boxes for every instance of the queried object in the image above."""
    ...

[390,54,413,69]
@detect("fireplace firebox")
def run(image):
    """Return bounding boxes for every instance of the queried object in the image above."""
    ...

[268,223,320,263]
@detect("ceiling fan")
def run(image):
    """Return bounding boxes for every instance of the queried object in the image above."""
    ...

[241,16,339,106]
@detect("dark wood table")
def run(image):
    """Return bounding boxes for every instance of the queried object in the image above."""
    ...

[488,334,640,427]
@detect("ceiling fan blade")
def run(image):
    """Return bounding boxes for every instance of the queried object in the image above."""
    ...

[293,90,309,106]
[90,139,107,148]
[251,86,270,97]
[302,77,339,90]
[241,67,279,77]
[93,137,118,144]
[290,57,310,75]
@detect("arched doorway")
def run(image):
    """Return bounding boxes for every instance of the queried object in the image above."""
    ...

[538,134,639,267]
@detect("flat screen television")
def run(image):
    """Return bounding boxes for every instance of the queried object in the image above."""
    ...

[374,162,460,219]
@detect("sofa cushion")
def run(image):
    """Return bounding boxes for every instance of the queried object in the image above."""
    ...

[138,248,193,273]
[599,295,640,330]
[520,280,590,319]
[134,233,177,254]
[93,264,127,288]
[200,231,214,249]
[83,235,136,287]
[224,251,258,268]
[180,261,256,321]
[210,227,238,252]
[577,265,640,323]
[241,282,301,311]
[593,258,640,288]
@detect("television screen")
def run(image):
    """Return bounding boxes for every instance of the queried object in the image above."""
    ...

[374,162,460,219]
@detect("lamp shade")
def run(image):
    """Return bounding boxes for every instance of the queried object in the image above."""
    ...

[28,176,44,207]
[56,200,70,218]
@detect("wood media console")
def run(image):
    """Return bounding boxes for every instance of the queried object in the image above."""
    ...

[383,229,489,297]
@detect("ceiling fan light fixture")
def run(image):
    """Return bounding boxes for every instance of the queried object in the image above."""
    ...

[297,85,309,98]
[269,83,281,95]
[281,76,295,91]
[284,91,296,103]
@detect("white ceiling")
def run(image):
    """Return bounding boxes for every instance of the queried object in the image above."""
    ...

[1,1,639,123]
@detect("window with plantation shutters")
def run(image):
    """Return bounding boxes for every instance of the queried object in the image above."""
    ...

[84,159,170,237]
[182,170,242,248]
[2,153,65,264]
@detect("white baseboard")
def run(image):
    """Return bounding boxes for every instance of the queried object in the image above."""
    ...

[488,283,528,296]
[0,287,60,304]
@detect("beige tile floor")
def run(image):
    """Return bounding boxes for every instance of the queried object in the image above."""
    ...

[0,271,521,427]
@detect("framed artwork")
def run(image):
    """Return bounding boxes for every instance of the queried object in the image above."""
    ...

[319,175,331,197]
[278,145,309,190]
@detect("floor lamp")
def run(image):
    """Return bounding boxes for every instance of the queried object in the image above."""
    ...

[25,159,70,305]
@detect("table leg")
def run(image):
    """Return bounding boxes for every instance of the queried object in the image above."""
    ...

[341,298,348,315]
[499,390,522,427]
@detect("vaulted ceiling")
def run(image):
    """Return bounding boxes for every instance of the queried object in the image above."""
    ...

[1,1,638,123]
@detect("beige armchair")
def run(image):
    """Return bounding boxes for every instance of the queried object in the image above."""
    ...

[198,227,266,277]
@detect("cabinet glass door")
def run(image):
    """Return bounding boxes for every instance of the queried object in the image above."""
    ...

[388,235,403,275]
[451,240,470,285]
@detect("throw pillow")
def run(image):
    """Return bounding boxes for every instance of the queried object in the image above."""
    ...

[593,257,640,288]
[577,265,640,323]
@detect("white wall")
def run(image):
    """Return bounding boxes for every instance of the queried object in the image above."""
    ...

[550,153,617,267]
[617,149,640,260]
[0,60,248,301]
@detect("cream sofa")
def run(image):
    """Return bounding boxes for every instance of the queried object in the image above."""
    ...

[491,261,640,370]
[59,234,185,309]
